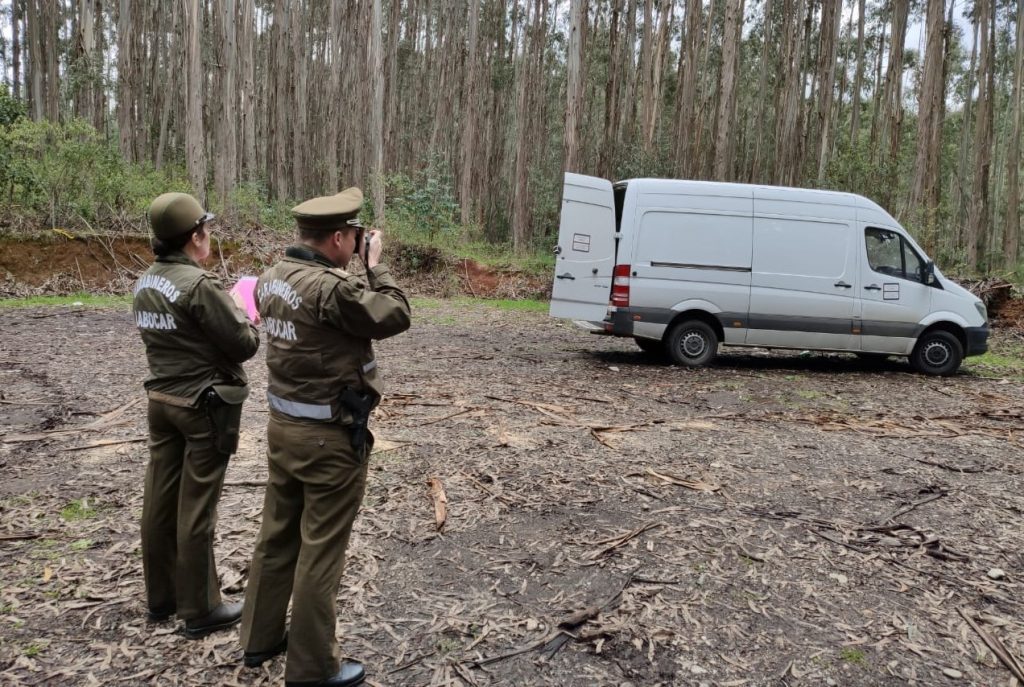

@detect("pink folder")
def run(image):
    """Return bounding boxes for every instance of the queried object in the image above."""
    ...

[229,276,259,322]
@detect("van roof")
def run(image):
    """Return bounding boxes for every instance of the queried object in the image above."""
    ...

[619,177,891,218]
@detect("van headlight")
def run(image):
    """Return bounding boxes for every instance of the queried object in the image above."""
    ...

[975,301,988,322]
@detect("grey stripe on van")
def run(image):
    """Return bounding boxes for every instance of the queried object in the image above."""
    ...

[619,308,924,339]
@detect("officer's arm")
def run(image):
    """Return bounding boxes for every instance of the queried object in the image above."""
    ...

[190,276,261,363]
[323,267,411,339]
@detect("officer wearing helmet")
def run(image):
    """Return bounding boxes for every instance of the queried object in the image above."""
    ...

[133,192,260,638]
[240,188,410,687]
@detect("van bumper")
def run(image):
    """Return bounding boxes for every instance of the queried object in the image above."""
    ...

[964,325,989,357]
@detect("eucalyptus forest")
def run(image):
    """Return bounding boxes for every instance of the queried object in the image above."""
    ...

[3,0,1023,270]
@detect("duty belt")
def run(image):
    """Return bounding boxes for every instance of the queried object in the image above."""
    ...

[266,391,332,420]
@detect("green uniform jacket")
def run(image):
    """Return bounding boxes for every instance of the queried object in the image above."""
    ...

[133,252,260,406]
[255,245,411,422]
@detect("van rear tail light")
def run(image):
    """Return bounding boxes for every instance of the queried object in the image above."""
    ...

[611,264,631,307]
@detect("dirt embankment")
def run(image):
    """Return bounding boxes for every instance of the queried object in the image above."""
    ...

[0,234,552,300]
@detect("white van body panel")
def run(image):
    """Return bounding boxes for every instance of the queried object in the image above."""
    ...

[748,188,860,351]
[550,175,989,367]
[549,174,616,321]
[626,181,753,345]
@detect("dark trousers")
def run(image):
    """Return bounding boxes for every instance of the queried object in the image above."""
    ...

[141,399,237,620]
[240,413,370,683]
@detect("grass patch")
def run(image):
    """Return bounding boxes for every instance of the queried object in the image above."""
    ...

[963,336,1024,380]
[60,498,98,522]
[840,648,866,664]
[0,293,131,309]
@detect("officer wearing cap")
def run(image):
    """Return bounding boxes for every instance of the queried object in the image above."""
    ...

[133,192,260,637]
[240,188,410,687]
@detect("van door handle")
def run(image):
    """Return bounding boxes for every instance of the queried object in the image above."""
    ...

[556,272,576,281]
[834,281,852,289]
[864,284,881,291]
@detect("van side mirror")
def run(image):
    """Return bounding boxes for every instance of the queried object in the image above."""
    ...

[923,261,936,286]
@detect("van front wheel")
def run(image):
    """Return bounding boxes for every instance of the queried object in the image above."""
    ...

[667,320,718,367]
[910,331,963,376]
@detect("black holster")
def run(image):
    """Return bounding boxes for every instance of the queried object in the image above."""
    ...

[338,387,375,453]
[203,389,242,456]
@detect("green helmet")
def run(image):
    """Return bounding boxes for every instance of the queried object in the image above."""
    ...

[148,193,215,240]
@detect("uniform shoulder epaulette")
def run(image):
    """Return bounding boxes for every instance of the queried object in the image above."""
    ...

[327,267,351,280]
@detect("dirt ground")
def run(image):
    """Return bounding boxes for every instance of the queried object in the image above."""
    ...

[1,301,1022,687]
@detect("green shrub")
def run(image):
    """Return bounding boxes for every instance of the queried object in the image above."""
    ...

[0,117,189,230]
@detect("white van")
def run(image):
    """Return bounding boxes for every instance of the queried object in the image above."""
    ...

[549,174,989,376]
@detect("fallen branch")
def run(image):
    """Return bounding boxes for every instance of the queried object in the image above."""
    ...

[958,608,1024,683]
[585,522,662,560]
[0,532,41,542]
[645,468,721,493]
[62,437,147,452]
[427,477,448,530]
[881,490,947,524]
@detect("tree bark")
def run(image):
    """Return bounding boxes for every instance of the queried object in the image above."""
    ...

[908,0,946,252]
[966,0,994,270]
[184,0,207,205]
[814,0,841,182]
[1004,0,1024,268]
[714,0,745,180]
[564,0,585,175]
[371,0,386,224]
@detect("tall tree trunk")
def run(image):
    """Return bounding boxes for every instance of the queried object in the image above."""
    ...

[214,0,239,206]
[850,0,866,147]
[12,0,21,100]
[459,0,482,223]
[814,0,841,182]
[117,0,134,157]
[239,0,257,181]
[184,0,207,205]
[269,0,290,200]
[512,0,538,253]
[1004,0,1024,268]
[751,0,775,180]
[27,0,44,120]
[370,0,385,224]
[564,0,585,174]
[966,0,994,270]
[326,0,342,190]
[908,0,946,252]
[714,0,745,180]
[881,0,909,200]
[675,0,702,177]
[291,0,308,200]
[774,0,805,185]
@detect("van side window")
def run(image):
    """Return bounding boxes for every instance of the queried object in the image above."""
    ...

[865,228,926,283]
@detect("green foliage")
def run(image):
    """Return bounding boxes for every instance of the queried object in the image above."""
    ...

[224,181,295,233]
[60,498,98,522]
[0,118,189,230]
[0,293,131,309]
[380,166,462,243]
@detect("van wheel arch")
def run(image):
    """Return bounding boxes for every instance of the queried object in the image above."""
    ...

[664,311,723,367]
[911,323,966,376]
[664,310,725,345]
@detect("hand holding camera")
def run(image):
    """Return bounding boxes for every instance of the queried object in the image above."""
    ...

[359,229,383,269]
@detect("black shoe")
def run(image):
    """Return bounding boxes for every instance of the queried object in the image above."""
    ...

[146,605,176,622]
[243,634,288,668]
[183,602,243,639]
[285,661,365,687]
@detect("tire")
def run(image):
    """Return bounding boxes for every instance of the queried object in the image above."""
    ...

[666,319,718,367]
[634,337,665,355]
[910,330,963,376]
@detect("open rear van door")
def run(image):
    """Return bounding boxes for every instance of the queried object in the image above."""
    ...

[549,173,617,321]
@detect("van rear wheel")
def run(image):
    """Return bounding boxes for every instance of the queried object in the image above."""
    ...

[667,319,718,367]
[910,330,963,376]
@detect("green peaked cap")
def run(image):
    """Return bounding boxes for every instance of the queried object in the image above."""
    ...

[292,187,364,231]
